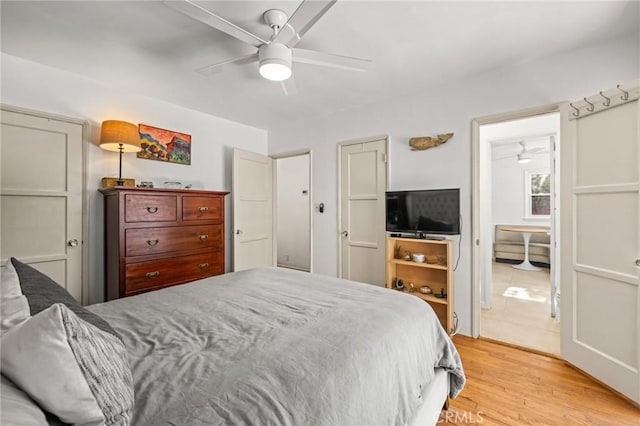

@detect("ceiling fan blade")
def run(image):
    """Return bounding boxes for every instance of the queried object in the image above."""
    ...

[272,0,337,47]
[280,76,299,97]
[293,48,370,72]
[195,53,258,76]
[165,0,266,47]
[528,147,547,153]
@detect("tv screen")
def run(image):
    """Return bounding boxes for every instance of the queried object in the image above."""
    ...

[386,188,460,235]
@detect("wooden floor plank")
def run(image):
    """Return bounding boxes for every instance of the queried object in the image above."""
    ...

[440,336,639,425]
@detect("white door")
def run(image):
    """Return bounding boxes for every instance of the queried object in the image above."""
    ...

[232,148,274,271]
[0,107,84,302]
[339,137,387,286]
[561,84,639,403]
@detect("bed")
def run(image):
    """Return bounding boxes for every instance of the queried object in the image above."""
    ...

[1,260,465,426]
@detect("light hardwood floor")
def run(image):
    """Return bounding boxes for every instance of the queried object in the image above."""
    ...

[440,336,639,425]
[481,262,559,354]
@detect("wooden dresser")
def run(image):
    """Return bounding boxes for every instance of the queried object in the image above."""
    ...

[99,187,229,301]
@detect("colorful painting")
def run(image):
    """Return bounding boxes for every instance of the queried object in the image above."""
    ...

[137,124,191,165]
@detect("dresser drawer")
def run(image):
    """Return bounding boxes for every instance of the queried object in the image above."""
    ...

[125,225,221,257]
[125,252,223,294]
[183,196,222,222]
[125,194,177,222]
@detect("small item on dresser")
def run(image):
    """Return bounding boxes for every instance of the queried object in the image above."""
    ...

[404,251,412,261]
[138,181,154,188]
[419,286,432,295]
[408,282,415,292]
[425,255,439,264]
[163,181,182,189]
[102,177,135,188]
[412,253,425,263]
[435,288,447,298]
[395,279,404,290]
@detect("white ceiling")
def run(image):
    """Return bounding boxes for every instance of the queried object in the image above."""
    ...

[1,1,638,130]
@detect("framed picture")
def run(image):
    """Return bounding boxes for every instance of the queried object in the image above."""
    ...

[137,124,191,165]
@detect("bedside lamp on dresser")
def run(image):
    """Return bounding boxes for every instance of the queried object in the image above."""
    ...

[99,187,229,300]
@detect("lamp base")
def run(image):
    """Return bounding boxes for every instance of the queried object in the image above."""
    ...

[101,177,135,188]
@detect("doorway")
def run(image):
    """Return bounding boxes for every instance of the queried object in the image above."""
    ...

[274,152,311,272]
[472,106,561,355]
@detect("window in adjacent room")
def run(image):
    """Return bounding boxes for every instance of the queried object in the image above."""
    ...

[525,171,550,218]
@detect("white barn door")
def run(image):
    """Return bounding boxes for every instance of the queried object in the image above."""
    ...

[560,82,639,403]
[0,107,85,302]
[232,149,274,271]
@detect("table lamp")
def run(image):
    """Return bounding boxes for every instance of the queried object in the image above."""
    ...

[99,120,141,186]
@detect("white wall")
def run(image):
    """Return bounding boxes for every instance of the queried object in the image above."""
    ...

[268,32,640,336]
[491,152,550,227]
[276,155,310,270]
[1,53,268,304]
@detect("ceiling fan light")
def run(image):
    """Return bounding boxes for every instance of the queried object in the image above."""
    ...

[517,153,532,163]
[259,61,291,81]
[258,43,292,81]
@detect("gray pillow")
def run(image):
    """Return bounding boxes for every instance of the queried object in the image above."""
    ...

[1,374,48,425]
[1,303,134,425]
[10,257,121,341]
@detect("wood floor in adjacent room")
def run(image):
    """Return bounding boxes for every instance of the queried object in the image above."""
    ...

[440,336,639,425]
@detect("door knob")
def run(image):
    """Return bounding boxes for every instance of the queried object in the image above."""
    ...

[636,258,640,267]
[68,239,79,247]
[341,231,348,237]
[236,229,243,235]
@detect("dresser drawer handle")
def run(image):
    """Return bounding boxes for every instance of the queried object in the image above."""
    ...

[146,271,160,279]
[198,262,209,269]
[198,206,209,213]
[146,239,159,246]
[146,206,158,213]
[199,234,208,241]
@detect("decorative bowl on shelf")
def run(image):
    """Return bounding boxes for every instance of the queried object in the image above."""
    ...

[412,253,425,263]
[163,181,182,189]
[419,286,432,295]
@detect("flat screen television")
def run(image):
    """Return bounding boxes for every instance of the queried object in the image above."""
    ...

[386,188,460,235]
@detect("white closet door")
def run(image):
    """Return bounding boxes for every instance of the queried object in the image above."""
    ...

[0,108,84,302]
[560,85,639,403]
[339,137,387,286]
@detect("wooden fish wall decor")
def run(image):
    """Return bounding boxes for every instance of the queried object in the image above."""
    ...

[409,133,454,151]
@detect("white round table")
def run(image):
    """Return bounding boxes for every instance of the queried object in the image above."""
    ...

[501,227,550,271]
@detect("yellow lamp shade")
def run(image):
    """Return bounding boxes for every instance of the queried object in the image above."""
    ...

[99,120,141,152]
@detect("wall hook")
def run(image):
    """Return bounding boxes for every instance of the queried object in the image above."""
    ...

[583,97,595,112]
[599,91,611,107]
[569,103,580,117]
[617,84,629,101]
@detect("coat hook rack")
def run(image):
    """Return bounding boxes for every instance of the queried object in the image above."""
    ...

[617,84,629,101]
[583,97,595,112]
[569,103,580,117]
[599,91,611,107]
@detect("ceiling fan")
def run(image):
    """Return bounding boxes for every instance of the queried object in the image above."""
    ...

[165,0,371,94]
[515,141,547,163]
[494,141,547,163]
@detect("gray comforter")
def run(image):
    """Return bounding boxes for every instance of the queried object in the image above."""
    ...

[88,267,465,426]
